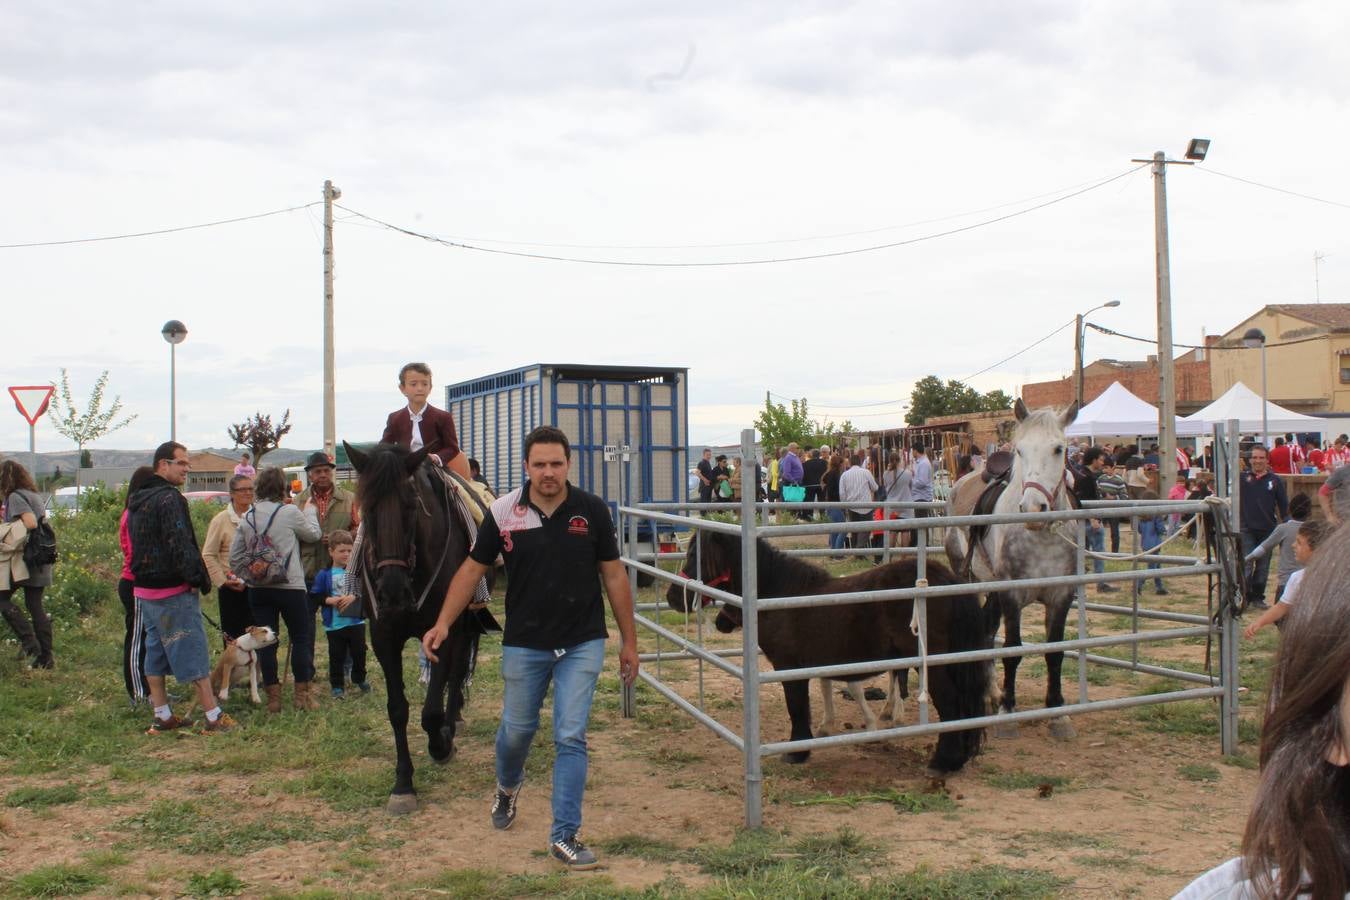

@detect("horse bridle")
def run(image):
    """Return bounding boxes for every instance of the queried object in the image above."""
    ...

[1021,469,1070,510]
[362,469,456,618]
[674,566,731,608]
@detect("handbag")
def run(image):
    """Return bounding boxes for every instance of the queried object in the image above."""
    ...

[781,484,806,503]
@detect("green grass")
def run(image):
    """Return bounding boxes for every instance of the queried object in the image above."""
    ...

[184,869,246,898]
[1179,763,1221,782]
[982,771,1073,792]
[9,863,108,898]
[4,784,81,808]
[790,788,957,814]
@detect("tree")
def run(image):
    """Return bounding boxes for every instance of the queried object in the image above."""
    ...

[753,397,853,450]
[79,450,92,469]
[227,410,293,470]
[905,376,1013,425]
[48,369,137,469]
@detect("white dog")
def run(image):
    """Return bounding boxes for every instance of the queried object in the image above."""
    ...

[210,626,278,704]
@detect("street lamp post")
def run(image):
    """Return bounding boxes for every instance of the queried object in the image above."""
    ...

[1075,300,1122,409]
[1243,327,1269,448]
[1131,138,1211,497]
[161,320,188,442]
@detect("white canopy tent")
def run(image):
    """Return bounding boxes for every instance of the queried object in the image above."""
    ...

[1178,382,1332,437]
[1066,381,1182,438]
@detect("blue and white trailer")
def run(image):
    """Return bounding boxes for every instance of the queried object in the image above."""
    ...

[445,363,689,526]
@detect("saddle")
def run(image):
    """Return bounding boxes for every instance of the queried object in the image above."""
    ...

[982,450,1013,484]
[961,477,1009,579]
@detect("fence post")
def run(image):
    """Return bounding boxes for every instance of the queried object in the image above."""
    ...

[1218,421,1242,754]
[739,428,763,828]
[622,505,639,719]
[1076,516,1089,704]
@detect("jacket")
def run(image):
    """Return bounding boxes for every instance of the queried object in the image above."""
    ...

[127,476,212,594]
[202,505,243,588]
[294,485,357,580]
[229,500,321,591]
[0,520,31,591]
[381,404,461,467]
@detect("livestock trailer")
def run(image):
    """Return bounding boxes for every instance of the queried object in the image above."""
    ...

[445,364,689,528]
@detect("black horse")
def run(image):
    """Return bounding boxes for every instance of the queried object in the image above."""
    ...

[667,530,993,774]
[346,442,479,814]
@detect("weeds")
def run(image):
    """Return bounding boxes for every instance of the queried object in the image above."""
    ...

[184,869,246,898]
[10,862,108,898]
[5,784,81,808]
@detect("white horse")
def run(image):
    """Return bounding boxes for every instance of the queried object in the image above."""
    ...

[945,399,1080,740]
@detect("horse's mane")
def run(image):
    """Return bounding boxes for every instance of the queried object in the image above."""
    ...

[356,443,414,523]
[754,539,834,594]
[1013,406,1068,444]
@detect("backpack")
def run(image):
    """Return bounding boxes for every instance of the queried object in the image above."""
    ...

[22,519,58,570]
[239,505,292,586]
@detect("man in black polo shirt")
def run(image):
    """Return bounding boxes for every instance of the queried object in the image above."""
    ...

[1240,445,1289,610]
[423,426,638,871]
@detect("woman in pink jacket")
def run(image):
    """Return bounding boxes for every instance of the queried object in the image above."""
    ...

[118,467,154,706]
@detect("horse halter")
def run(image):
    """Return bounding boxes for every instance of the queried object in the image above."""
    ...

[1021,470,1069,510]
[675,567,730,608]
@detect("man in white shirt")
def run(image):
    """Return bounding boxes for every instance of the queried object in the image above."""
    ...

[839,453,879,561]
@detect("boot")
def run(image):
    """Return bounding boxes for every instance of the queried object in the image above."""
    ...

[293,681,320,711]
[265,684,283,714]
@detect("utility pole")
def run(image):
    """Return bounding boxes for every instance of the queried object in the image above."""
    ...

[323,180,341,460]
[1074,313,1085,410]
[1132,148,1199,497]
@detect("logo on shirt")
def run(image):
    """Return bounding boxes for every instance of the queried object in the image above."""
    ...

[567,515,589,535]
[500,530,514,553]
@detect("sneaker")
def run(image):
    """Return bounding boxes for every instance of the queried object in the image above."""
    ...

[332,687,346,699]
[199,712,238,734]
[550,833,599,870]
[358,682,372,694]
[1155,587,1171,595]
[145,714,194,735]
[1249,600,1270,611]
[490,784,520,831]
[1096,584,1118,593]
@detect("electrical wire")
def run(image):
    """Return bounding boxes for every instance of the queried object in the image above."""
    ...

[333,167,1146,267]
[768,391,906,409]
[1195,168,1350,211]
[961,319,1076,382]
[1085,321,1331,350]
[0,202,322,249]
[397,168,1153,251]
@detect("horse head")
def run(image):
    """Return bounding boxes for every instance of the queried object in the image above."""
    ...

[664,529,739,618]
[346,440,431,617]
[1010,399,1079,529]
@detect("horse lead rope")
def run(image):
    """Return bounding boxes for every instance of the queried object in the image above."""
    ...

[909,579,932,706]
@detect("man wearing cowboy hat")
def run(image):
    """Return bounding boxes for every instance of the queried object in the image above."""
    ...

[295,452,359,589]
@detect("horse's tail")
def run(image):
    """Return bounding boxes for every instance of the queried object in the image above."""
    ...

[944,590,995,762]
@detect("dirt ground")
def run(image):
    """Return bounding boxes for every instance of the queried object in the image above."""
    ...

[0,537,1261,898]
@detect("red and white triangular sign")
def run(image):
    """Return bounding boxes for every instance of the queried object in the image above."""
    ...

[8,385,55,426]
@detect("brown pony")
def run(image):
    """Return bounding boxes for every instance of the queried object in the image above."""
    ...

[668,530,993,774]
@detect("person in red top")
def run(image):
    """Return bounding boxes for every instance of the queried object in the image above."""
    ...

[1306,439,1326,472]
[1328,435,1350,470]
[381,362,471,479]
[117,466,156,705]
[1267,437,1296,475]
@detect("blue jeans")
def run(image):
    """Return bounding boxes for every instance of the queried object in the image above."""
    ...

[827,508,846,551]
[138,591,211,683]
[496,638,606,843]
[1242,529,1274,604]
[1086,524,1106,579]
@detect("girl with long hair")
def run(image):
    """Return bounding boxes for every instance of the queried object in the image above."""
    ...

[0,459,55,667]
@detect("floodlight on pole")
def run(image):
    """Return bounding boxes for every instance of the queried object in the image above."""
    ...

[1243,327,1269,448]
[1074,300,1123,410]
[1184,138,1211,161]
[161,319,187,442]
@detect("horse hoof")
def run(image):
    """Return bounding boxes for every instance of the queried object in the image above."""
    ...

[431,744,457,766]
[1048,717,1077,741]
[994,721,1020,740]
[386,793,419,816]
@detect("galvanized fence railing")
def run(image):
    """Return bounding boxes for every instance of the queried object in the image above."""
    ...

[619,425,1245,827]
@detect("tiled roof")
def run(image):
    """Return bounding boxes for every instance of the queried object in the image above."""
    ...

[1271,303,1350,330]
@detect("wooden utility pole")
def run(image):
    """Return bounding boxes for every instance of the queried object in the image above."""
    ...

[1151,151,1178,498]
[323,180,341,460]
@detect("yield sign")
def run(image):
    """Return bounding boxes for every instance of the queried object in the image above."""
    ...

[8,385,55,426]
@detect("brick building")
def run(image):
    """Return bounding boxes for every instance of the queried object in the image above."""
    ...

[1020,349,1212,415]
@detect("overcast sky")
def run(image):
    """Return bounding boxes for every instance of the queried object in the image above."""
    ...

[4,1,1349,458]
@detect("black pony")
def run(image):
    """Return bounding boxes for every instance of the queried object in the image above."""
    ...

[346,442,478,814]
[668,530,993,774]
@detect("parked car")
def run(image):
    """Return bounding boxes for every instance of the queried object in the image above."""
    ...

[183,490,229,505]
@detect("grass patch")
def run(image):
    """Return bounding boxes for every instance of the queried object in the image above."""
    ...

[115,798,366,856]
[867,864,1069,899]
[184,869,246,898]
[414,868,639,898]
[594,833,686,863]
[10,862,108,898]
[1179,763,1221,782]
[5,784,81,808]
[693,827,882,881]
[983,770,1073,792]
[792,788,957,814]
[1223,753,1259,770]
[1014,829,1115,852]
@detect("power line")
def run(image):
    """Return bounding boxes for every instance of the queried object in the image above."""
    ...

[961,319,1075,382]
[1086,321,1330,350]
[768,391,905,409]
[1196,168,1350,211]
[333,167,1146,267]
[0,202,322,249]
[398,168,1152,251]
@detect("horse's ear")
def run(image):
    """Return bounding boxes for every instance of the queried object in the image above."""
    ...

[405,447,430,475]
[1060,401,1080,428]
[1014,398,1029,422]
[344,441,368,473]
